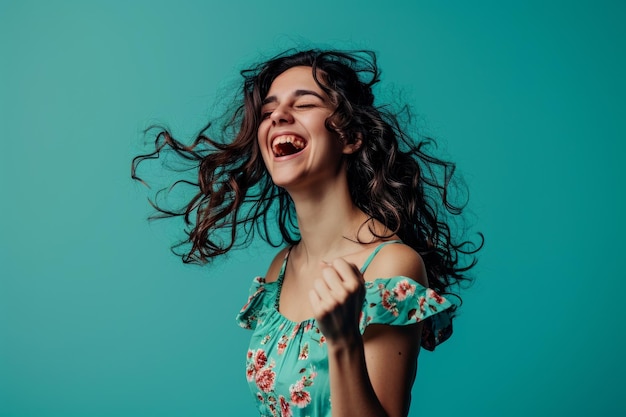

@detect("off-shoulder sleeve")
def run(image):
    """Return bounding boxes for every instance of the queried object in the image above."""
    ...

[359,276,454,351]
[235,276,267,330]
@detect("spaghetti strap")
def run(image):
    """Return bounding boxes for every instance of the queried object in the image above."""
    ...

[359,240,402,273]
[277,247,292,282]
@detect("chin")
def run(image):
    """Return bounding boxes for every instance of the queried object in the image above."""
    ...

[269,175,297,189]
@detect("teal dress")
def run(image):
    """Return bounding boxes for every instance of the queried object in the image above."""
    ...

[236,241,453,417]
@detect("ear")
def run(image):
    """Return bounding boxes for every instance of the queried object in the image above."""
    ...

[342,133,363,155]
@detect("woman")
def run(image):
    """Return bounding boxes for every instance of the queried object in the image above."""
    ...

[133,49,481,417]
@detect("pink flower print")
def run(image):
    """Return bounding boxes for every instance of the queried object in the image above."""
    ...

[268,402,277,417]
[267,394,278,415]
[381,290,392,308]
[298,343,309,360]
[291,378,304,392]
[246,366,255,381]
[254,349,268,371]
[290,323,301,339]
[302,371,316,388]
[240,278,265,311]
[246,350,256,381]
[289,379,312,408]
[394,280,416,301]
[279,395,292,417]
[319,335,326,346]
[381,290,399,316]
[277,335,288,355]
[418,296,429,315]
[304,322,313,332]
[427,288,445,304]
[255,367,276,393]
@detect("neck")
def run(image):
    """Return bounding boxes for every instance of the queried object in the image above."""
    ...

[287,180,368,264]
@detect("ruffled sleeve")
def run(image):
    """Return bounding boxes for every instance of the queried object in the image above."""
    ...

[235,276,268,330]
[360,276,454,351]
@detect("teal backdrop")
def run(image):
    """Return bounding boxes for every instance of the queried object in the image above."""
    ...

[1,1,624,416]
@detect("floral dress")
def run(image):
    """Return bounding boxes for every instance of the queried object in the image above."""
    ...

[236,241,453,417]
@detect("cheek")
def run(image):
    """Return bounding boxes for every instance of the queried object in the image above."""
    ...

[256,122,267,148]
[257,127,271,165]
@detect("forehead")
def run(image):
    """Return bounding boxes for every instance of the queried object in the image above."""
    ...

[265,66,325,97]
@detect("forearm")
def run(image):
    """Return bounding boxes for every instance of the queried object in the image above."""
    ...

[327,332,390,417]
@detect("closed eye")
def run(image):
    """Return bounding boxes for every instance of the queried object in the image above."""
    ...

[260,107,275,119]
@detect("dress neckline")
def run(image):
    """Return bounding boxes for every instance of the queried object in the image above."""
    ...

[273,240,402,324]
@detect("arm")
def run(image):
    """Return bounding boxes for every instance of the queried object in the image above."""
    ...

[309,245,425,417]
[326,321,422,417]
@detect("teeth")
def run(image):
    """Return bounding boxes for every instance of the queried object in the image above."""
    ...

[272,135,307,156]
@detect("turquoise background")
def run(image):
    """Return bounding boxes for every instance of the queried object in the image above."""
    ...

[1,1,624,416]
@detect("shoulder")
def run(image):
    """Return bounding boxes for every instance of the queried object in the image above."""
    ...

[263,246,291,283]
[362,242,427,287]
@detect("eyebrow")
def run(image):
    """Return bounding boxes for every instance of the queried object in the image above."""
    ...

[262,89,326,105]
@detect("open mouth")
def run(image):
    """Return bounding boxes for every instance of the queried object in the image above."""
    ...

[272,135,307,157]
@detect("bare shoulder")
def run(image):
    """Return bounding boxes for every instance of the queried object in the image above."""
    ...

[263,246,291,283]
[362,242,428,287]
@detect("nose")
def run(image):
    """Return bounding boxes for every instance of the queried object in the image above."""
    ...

[269,105,293,124]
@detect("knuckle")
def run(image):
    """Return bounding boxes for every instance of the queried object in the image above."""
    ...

[345,279,360,293]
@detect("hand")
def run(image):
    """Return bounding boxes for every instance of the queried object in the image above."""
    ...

[308,258,365,344]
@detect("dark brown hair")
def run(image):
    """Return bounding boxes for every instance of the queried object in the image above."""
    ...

[132,49,482,306]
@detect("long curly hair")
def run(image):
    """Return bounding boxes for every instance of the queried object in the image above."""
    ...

[132,49,482,304]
